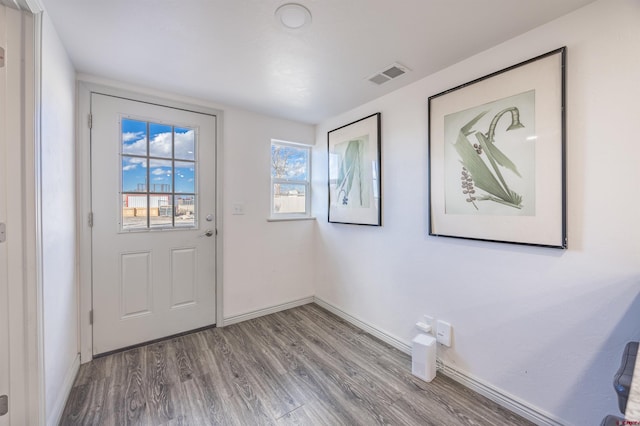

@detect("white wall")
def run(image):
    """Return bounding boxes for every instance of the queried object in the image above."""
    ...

[40,12,79,425]
[313,0,640,424]
[75,73,317,332]
[222,108,316,319]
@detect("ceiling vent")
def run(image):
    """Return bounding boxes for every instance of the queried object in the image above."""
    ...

[368,62,410,85]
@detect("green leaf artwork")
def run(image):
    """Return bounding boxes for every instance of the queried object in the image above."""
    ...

[445,90,535,216]
[328,112,381,225]
[334,137,370,208]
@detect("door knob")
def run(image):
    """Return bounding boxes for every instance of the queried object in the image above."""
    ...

[200,229,214,237]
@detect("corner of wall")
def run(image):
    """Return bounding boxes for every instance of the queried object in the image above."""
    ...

[46,354,79,426]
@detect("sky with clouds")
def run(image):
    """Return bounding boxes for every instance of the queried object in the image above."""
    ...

[271,144,308,179]
[121,119,196,194]
[271,144,309,194]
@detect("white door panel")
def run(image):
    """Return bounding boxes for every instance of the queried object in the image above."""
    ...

[91,93,216,355]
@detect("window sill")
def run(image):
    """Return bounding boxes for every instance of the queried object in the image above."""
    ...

[267,216,316,222]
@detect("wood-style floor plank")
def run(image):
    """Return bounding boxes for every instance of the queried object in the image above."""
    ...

[145,341,177,425]
[222,322,306,418]
[60,303,535,426]
[59,379,108,425]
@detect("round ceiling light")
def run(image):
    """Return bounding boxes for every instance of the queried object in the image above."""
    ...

[275,3,312,31]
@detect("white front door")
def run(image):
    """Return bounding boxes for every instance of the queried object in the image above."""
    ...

[91,93,217,355]
[0,6,9,424]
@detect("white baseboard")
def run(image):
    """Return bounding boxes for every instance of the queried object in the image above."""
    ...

[47,353,80,426]
[438,362,565,426]
[313,296,564,426]
[222,296,315,326]
[313,296,411,354]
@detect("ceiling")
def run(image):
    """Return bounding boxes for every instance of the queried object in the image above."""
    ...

[40,0,596,124]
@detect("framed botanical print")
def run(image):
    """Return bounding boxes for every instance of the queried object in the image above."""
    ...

[428,48,566,248]
[328,113,381,226]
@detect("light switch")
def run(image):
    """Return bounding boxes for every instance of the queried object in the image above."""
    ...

[232,203,245,215]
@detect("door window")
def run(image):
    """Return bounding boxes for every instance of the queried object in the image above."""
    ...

[120,118,197,230]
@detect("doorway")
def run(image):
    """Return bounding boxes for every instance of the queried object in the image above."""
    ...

[90,92,219,355]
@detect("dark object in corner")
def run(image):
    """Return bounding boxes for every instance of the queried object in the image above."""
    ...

[600,414,625,426]
[614,341,639,414]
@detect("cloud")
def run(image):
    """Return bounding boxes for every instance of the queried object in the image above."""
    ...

[149,159,171,168]
[122,137,147,155]
[123,157,146,169]
[150,132,172,157]
[149,129,195,160]
[151,168,171,176]
[123,131,145,142]
[175,130,195,160]
[123,129,196,161]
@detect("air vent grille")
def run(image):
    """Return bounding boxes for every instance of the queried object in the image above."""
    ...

[383,66,405,79]
[369,74,391,85]
[367,62,410,85]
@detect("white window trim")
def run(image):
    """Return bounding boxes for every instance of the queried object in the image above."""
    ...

[270,139,312,220]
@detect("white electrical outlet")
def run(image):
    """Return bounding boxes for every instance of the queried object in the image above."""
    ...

[436,320,452,347]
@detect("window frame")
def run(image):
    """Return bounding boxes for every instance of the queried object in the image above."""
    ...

[119,116,199,232]
[270,139,312,219]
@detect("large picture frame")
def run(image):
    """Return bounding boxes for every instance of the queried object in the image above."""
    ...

[428,47,566,248]
[328,113,382,226]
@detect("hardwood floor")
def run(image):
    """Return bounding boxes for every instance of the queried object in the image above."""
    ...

[60,304,534,425]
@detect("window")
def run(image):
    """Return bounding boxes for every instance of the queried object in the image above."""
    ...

[121,117,197,230]
[271,140,311,218]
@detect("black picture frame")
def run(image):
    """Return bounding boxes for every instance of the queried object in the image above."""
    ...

[428,47,566,248]
[328,113,382,226]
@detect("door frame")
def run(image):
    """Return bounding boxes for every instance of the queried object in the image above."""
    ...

[77,81,225,362]
[3,5,42,424]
